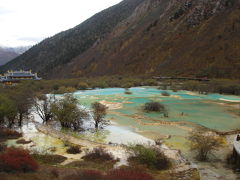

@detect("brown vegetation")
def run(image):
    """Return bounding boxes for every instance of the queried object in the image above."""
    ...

[83,148,114,162]
[127,144,171,170]
[0,148,38,173]
[188,128,224,161]
[32,154,67,165]
[16,139,32,145]
[62,168,154,180]
[66,146,82,154]
[0,128,22,141]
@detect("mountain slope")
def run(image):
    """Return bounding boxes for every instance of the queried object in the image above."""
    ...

[0,46,31,66]
[61,0,240,79]
[0,0,144,77]
[1,0,240,79]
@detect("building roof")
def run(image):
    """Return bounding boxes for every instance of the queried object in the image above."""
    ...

[1,70,41,82]
[6,72,35,77]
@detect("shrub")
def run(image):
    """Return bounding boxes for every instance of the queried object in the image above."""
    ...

[124,89,132,95]
[209,79,240,95]
[53,84,59,91]
[66,146,82,154]
[125,91,133,95]
[80,170,104,180]
[158,84,168,90]
[78,82,89,90]
[171,85,179,92]
[106,168,154,180]
[16,139,32,144]
[51,169,59,178]
[32,154,67,165]
[172,88,178,92]
[161,91,170,96]
[0,128,22,140]
[66,159,117,171]
[122,82,134,89]
[83,148,114,161]
[54,86,76,94]
[143,102,168,117]
[144,79,158,86]
[0,144,6,152]
[0,148,38,172]
[94,81,108,89]
[128,144,170,170]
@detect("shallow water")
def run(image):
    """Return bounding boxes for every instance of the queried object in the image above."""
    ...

[6,87,240,159]
[73,87,240,132]
[71,87,240,152]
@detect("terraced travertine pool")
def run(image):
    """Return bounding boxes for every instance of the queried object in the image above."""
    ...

[71,87,240,152]
[7,87,240,156]
[5,86,240,177]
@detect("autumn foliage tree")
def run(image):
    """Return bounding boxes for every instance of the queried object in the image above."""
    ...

[91,102,109,130]
[188,128,223,161]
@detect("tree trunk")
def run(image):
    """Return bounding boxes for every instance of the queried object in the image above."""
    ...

[18,113,23,127]
[8,119,14,128]
[95,121,99,130]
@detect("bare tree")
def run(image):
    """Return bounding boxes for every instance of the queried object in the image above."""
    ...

[188,128,223,161]
[34,95,53,124]
[91,102,109,130]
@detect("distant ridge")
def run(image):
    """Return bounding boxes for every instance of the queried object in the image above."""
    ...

[0,46,31,66]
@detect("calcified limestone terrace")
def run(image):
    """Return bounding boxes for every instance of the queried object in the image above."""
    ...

[5,87,240,179]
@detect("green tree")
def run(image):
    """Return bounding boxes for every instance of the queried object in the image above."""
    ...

[188,128,223,161]
[9,85,34,127]
[91,102,109,130]
[0,95,17,128]
[51,95,88,131]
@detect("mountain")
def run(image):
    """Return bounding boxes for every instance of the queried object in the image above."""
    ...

[0,46,31,66]
[0,48,18,66]
[1,0,240,79]
[4,46,32,55]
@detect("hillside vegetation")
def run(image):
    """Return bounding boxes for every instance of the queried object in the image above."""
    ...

[1,0,240,79]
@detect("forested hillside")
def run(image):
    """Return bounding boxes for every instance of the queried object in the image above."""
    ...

[1,0,240,79]
[0,0,144,78]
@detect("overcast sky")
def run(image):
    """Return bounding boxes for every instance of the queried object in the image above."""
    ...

[0,0,122,47]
